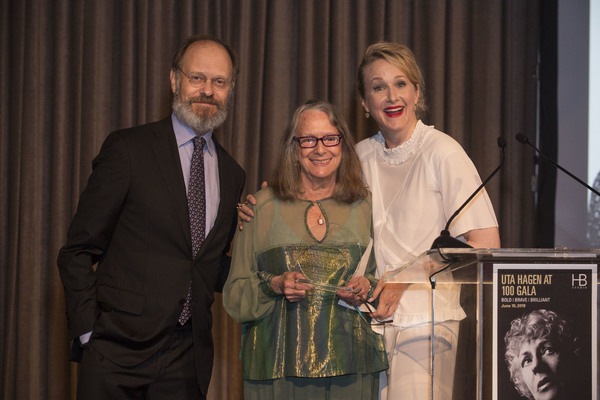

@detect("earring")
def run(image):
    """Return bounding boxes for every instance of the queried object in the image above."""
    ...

[365,112,370,119]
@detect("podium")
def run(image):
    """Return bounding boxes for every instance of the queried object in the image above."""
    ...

[383,248,599,400]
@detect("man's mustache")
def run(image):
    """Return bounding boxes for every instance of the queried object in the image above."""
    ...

[187,96,219,106]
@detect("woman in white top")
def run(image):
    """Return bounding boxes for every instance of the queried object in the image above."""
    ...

[356,42,500,399]
[239,43,500,399]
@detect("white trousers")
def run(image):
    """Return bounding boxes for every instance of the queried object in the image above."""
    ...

[378,321,460,400]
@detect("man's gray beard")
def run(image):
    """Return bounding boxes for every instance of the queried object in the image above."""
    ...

[172,92,230,134]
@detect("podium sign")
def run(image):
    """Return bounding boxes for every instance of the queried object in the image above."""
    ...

[384,248,598,400]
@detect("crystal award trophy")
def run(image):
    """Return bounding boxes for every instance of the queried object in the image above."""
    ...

[292,223,362,294]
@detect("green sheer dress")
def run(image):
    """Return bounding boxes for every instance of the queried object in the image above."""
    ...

[223,188,387,399]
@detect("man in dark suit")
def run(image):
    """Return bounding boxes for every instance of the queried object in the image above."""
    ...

[57,34,245,399]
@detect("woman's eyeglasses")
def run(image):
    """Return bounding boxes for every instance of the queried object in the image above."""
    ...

[294,135,342,148]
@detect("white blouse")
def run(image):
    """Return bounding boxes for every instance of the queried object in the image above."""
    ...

[356,120,498,326]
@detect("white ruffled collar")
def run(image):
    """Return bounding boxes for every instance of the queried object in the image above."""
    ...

[373,120,428,165]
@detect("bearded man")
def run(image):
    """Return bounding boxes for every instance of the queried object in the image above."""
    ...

[57,34,245,400]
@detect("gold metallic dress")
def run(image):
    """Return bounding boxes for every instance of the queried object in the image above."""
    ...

[223,188,387,399]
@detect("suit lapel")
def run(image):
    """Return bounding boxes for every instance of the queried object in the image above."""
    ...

[148,117,192,250]
[197,137,235,257]
[147,121,238,261]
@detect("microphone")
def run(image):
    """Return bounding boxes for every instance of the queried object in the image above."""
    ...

[430,137,506,249]
[515,133,600,197]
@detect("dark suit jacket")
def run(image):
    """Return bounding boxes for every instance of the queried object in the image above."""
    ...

[57,116,245,395]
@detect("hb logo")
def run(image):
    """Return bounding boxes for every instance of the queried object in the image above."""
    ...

[571,274,588,287]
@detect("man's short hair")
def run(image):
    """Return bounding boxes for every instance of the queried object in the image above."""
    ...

[171,34,239,81]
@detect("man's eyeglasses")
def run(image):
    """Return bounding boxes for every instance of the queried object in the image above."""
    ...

[178,69,231,89]
[294,135,343,148]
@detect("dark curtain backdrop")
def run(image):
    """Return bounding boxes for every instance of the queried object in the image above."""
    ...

[1,1,540,399]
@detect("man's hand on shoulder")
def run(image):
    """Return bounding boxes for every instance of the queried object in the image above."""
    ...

[237,181,267,230]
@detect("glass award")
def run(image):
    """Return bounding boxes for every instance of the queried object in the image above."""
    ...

[291,223,362,294]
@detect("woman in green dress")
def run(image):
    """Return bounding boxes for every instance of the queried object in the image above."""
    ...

[223,100,387,399]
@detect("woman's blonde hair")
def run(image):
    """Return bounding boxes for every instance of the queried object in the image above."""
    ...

[357,42,427,119]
